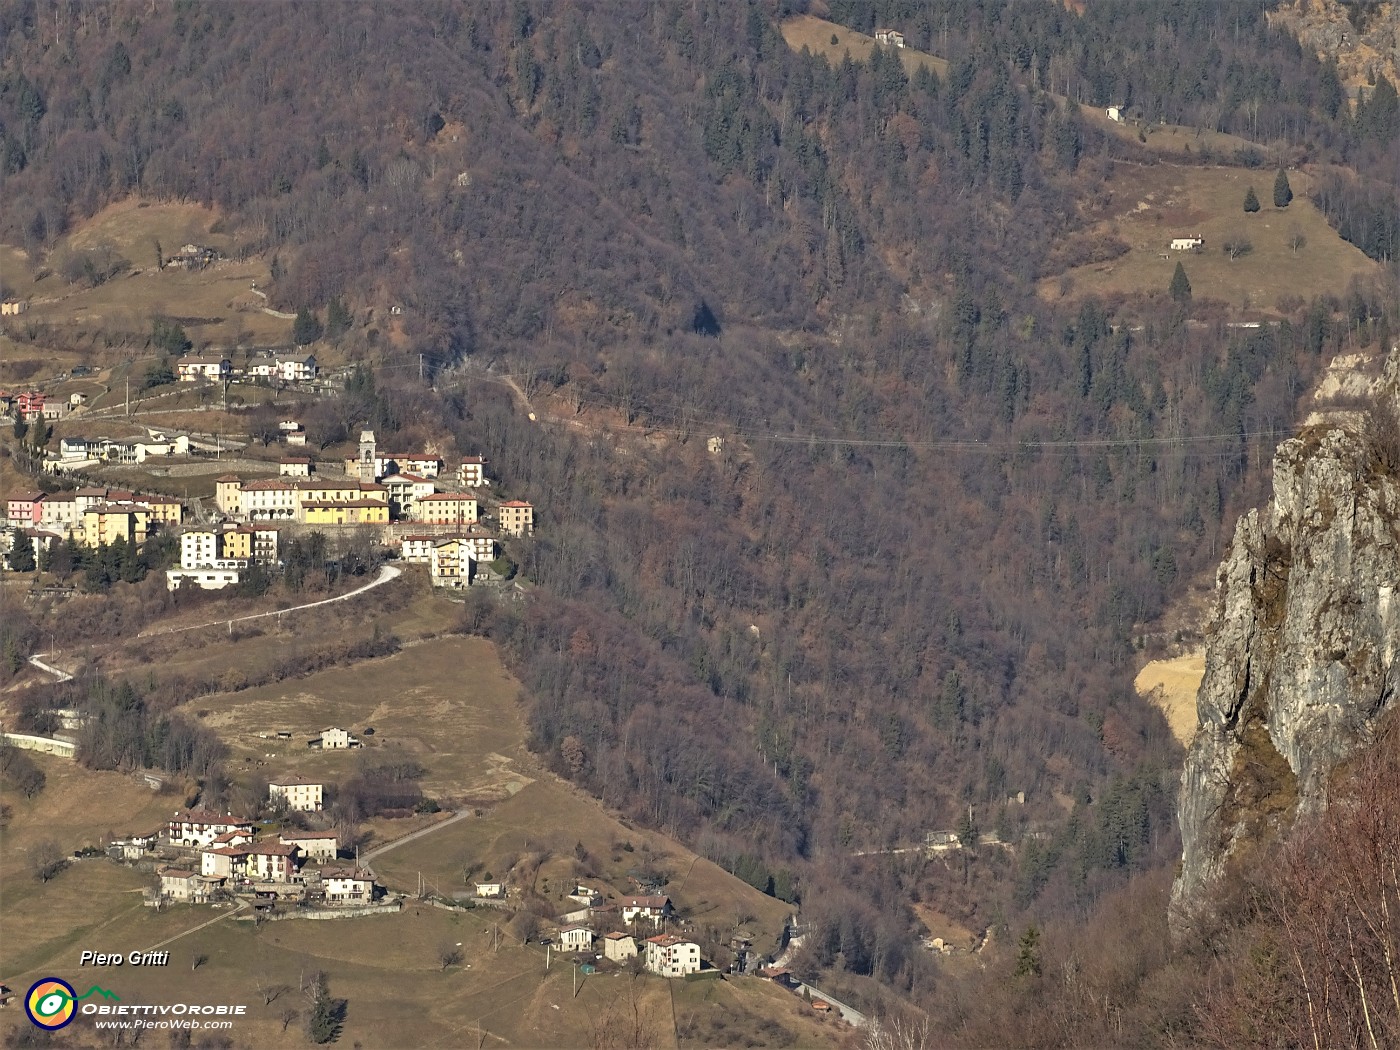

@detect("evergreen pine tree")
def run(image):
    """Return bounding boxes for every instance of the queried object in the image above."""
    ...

[292,307,323,346]
[1014,925,1042,977]
[1273,168,1293,208]
[325,297,352,339]
[956,807,978,848]
[1243,185,1261,213]
[1169,262,1192,303]
[304,972,341,1044]
[8,527,35,572]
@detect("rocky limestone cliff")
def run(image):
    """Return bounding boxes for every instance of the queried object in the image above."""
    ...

[1172,361,1400,928]
[1270,0,1400,95]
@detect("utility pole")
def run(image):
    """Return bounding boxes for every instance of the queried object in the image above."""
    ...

[419,353,424,383]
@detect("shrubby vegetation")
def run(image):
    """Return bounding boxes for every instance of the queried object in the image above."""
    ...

[0,739,47,800]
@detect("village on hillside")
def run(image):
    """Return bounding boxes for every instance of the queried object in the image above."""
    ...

[101,792,725,983]
[1,393,535,591]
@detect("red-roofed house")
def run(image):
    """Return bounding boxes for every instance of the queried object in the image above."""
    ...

[498,500,534,536]
[167,811,254,848]
[245,841,301,883]
[415,492,478,525]
[645,935,701,977]
[621,895,673,926]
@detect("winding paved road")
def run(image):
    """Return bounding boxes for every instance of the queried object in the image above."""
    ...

[27,654,74,682]
[362,808,472,864]
[138,563,402,638]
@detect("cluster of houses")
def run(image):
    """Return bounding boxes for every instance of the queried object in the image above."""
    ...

[165,522,280,591]
[1,390,71,423]
[501,887,707,978]
[6,485,183,556]
[152,794,381,908]
[176,351,319,384]
[214,431,530,531]
[4,421,538,594]
[208,431,534,589]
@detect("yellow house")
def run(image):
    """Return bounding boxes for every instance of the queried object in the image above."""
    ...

[498,500,534,536]
[143,496,183,527]
[82,504,150,547]
[220,528,252,560]
[215,475,243,515]
[300,501,389,526]
[295,480,374,504]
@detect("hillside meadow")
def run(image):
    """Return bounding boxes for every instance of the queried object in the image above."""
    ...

[1041,163,1379,309]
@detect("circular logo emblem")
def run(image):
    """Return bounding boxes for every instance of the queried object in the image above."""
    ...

[26,978,77,1030]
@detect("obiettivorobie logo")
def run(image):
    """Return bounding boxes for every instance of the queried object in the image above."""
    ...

[25,978,120,1030]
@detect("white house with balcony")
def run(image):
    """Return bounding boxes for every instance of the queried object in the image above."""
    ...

[645,935,701,977]
[177,355,231,382]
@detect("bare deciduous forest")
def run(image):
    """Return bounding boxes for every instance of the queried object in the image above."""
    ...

[2,0,1398,1039]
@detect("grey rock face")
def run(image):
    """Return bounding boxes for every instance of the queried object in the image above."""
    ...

[1172,387,1400,930]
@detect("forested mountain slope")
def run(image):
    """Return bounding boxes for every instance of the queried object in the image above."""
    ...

[3,0,1398,1015]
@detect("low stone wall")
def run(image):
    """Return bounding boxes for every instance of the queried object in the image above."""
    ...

[234,900,402,921]
[2,732,76,759]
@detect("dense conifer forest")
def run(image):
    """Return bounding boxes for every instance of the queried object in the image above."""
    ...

[3,0,1398,1035]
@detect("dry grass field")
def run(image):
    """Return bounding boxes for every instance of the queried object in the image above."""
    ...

[0,620,833,1049]
[0,761,189,973]
[0,883,840,1049]
[172,636,528,804]
[0,198,290,355]
[1087,111,1265,160]
[1042,163,1379,310]
[157,623,794,939]
[781,14,949,78]
[79,574,454,695]
[0,761,181,882]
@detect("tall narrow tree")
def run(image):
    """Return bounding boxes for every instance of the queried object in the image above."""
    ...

[1170,262,1192,303]
[1273,168,1293,208]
